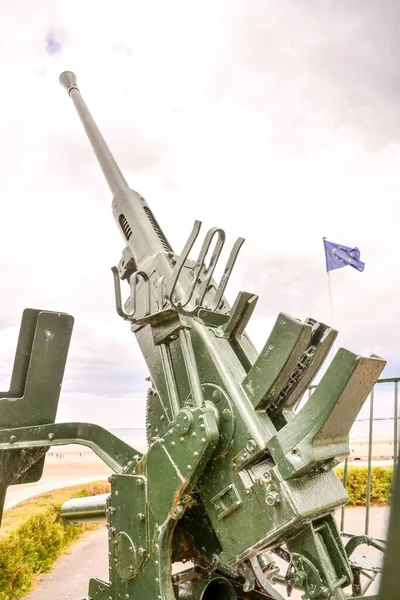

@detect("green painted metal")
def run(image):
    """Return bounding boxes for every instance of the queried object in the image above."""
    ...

[0,71,396,599]
[61,494,109,523]
[0,309,73,522]
[377,446,400,598]
[0,422,141,473]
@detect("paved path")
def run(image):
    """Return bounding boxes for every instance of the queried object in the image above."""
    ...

[23,526,109,600]
[21,507,389,599]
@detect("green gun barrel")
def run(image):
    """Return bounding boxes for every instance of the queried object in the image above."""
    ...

[60,493,109,523]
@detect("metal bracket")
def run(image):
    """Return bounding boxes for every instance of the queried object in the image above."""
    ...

[0,309,74,521]
[107,474,149,581]
[112,267,151,322]
[216,291,258,340]
[165,220,245,316]
[249,556,286,600]
[0,422,142,474]
[211,484,242,520]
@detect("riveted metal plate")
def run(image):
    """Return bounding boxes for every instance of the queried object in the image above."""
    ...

[186,383,235,459]
[115,531,137,580]
[108,474,149,581]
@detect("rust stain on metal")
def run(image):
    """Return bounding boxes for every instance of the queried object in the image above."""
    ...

[173,480,186,506]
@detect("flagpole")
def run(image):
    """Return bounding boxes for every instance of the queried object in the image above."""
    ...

[323,237,338,355]
[327,269,334,327]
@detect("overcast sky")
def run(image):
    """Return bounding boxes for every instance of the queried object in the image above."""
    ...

[0,1,399,431]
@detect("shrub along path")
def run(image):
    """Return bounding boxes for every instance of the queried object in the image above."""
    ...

[0,482,110,600]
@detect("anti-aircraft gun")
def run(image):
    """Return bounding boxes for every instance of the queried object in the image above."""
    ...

[0,71,392,599]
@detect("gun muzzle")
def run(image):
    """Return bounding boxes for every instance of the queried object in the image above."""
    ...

[178,576,237,600]
[59,71,79,94]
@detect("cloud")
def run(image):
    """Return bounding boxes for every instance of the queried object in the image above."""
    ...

[0,1,398,430]
[56,391,147,430]
[210,0,400,149]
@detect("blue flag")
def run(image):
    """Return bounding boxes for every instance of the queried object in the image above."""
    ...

[323,239,365,272]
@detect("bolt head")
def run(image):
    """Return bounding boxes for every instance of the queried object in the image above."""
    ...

[222,409,232,422]
[246,439,257,452]
[266,491,281,506]
[212,389,222,402]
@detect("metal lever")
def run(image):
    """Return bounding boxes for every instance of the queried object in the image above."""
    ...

[166,220,245,314]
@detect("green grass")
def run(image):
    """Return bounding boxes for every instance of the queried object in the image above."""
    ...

[0,480,110,600]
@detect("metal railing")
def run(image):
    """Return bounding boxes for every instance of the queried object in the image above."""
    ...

[308,377,399,536]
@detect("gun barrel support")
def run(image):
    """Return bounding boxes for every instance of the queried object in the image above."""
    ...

[61,493,109,523]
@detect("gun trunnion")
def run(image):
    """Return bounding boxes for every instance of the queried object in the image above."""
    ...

[0,71,389,600]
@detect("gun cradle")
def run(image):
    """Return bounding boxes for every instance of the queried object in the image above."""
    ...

[0,71,388,600]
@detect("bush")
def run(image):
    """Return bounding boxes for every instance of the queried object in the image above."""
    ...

[334,465,393,506]
[0,480,110,600]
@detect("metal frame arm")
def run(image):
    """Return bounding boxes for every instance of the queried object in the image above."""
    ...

[0,422,143,474]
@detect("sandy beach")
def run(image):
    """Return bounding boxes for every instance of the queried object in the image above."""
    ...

[4,447,119,511]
